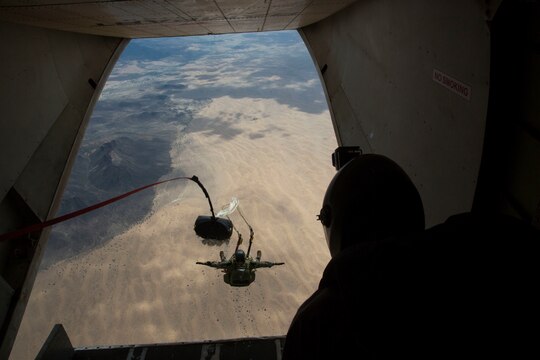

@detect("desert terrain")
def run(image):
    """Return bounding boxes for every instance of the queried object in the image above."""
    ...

[11,96,336,358]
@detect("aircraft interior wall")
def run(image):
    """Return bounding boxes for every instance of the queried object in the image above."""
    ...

[300,0,498,227]
[0,21,126,357]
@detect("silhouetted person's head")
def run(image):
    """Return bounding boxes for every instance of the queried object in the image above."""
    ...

[318,154,424,258]
[235,249,246,264]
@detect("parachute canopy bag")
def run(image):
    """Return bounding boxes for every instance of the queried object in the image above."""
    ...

[194,215,233,240]
[190,175,233,240]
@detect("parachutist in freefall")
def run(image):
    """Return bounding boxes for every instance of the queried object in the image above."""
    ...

[196,249,284,287]
[196,207,284,287]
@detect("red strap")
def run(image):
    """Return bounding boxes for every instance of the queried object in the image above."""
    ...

[0,176,192,242]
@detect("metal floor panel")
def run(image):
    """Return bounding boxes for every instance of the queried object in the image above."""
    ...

[73,336,285,360]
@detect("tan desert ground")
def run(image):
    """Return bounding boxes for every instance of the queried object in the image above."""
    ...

[11,96,336,359]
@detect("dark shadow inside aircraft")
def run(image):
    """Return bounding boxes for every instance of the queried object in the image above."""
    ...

[474,0,540,226]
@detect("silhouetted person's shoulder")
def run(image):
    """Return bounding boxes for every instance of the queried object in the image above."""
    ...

[283,233,429,359]
[426,211,538,242]
[423,212,538,291]
[283,213,538,359]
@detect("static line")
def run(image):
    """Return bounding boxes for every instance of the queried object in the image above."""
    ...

[0,175,213,242]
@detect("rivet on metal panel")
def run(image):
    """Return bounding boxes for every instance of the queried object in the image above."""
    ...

[321,64,328,75]
[88,78,97,89]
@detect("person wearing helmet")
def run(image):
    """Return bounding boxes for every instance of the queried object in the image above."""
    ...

[317,153,425,257]
[234,249,246,264]
[282,152,539,359]
[282,153,425,359]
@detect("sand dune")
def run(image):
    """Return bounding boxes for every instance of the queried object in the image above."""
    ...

[11,97,336,359]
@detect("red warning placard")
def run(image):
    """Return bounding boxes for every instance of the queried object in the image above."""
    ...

[433,69,471,100]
